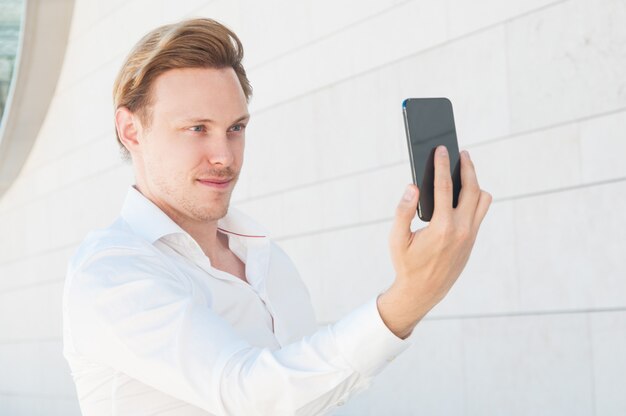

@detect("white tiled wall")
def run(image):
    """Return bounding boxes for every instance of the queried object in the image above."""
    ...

[0,0,624,414]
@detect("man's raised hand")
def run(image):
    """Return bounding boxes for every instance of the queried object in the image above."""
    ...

[379,145,492,339]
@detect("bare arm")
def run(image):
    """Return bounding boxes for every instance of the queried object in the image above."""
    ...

[378,146,492,339]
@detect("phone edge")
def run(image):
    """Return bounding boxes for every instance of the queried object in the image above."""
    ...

[402,99,423,220]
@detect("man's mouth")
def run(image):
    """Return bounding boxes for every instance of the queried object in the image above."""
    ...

[197,178,232,189]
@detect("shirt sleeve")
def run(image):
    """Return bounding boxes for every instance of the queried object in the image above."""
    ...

[65,245,412,416]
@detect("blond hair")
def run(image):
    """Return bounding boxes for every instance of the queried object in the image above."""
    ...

[112,18,252,161]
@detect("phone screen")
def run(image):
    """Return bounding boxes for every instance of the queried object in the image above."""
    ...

[402,98,461,221]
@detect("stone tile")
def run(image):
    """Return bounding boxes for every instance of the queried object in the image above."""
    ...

[315,74,391,180]
[468,122,582,200]
[393,25,510,146]
[507,0,626,132]
[579,109,626,184]
[0,246,74,293]
[590,310,626,415]
[318,174,364,231]
[301,222,395,323]
[1,163,132,261]
[239,0,411,69]
[338,319,465,415]
[515,180,626,311]
[0,396,81,416]
[245,97,321,196]
[234,194,287,238]
[248,0,447,110]
[161,0,213,22]
[0,340,74,398]
[446,0,562,38]
[0,281,63,342]
[280,184,327,237]
[192,0,244,32]
[245,25,510,203]
[357,164,411,224]
[463,313,594,416]
[4,134,120,212]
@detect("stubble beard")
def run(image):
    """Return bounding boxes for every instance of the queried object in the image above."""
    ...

[151,170,239,224]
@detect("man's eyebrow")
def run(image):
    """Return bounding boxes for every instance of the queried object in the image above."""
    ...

[180,114,251,124]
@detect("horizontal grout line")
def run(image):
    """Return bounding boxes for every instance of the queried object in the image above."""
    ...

[273,217,392,242]
[494,175,626,203]
[60,0,221,96]
[236,160,406,204]
[0,276,64,296]
[236,105,626,204]
[0,391,75,400]
[0,161,129,216]
[15,130,115,180]
[468,106,626,150]
[271,175,626,241]
[318,305,626,326]
[423,305,626,321]
[33,95,626,198]
[246,0,413,71]
[1,171,623,251]
[250,0,568,116]
[0,241,80,267]
[54,51,124,98]
[0,336,61,345]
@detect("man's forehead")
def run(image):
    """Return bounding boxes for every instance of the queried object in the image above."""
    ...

[150,67,248,121]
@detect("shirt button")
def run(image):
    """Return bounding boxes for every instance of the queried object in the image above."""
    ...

[337,400,345,406]
[386,354,397,362]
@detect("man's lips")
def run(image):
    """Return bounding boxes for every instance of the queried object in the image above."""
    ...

[197,178,232,189]
[197,178,231,184]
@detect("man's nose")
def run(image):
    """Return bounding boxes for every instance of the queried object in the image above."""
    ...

[204,132,235,166]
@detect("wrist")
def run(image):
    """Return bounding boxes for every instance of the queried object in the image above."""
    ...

[376,285,431,339]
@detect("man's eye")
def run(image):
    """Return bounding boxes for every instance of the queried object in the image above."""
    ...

[230,123,246,132]
[189,125,205,133]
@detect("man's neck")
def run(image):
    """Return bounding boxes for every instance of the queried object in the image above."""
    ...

[132,183,229,265]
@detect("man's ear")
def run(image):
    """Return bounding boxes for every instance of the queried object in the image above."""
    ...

[115,106,142,154]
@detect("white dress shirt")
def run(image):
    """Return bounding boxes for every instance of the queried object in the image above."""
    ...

[62,184,412,415]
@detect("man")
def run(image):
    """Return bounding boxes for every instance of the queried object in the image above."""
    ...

[62,18,491,415]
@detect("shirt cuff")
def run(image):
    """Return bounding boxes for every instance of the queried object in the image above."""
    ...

[330,293,413,377]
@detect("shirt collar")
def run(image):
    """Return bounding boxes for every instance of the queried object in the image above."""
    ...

[120,184,270,245]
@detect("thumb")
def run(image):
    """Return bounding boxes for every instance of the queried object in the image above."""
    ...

[389,184,419,251]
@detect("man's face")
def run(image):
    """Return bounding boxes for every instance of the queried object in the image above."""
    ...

[133,67,249,224]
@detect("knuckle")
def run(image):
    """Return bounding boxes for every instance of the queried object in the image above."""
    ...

[466,182,480,193]
[438,179,453,192]
[395,205,407,217]
[482,191,493,203]
[462,157,475,169]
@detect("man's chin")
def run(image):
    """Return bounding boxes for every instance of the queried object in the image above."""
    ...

[189,201,230,222]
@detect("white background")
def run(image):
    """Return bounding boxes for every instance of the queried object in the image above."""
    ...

[0,0,625,414]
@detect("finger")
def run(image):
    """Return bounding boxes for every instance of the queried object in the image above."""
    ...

[431,145,453,222]
[456,150,481,218]
[473,190,493,231]
[389,184,420,252]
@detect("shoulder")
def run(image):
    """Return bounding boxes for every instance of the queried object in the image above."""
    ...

[65,217,187,295]
[68,217,159,273]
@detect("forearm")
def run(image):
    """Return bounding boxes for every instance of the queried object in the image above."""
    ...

[376,281,434,340]
[220,296,412,415]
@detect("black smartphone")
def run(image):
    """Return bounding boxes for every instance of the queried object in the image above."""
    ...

[402,98,462,222]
